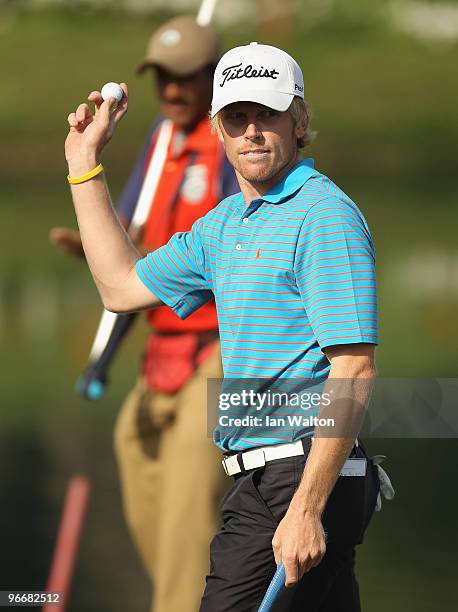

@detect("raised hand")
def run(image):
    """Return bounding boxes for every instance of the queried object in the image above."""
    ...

[65,83,128,164]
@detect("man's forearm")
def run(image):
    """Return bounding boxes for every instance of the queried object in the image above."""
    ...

[290,437,357,517]
[290,366,375,517]
[68,155,141,309]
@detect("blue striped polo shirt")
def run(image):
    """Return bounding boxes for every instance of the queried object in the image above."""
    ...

[136,159,378,451]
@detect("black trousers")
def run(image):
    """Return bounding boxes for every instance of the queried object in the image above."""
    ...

[200,441,379,612]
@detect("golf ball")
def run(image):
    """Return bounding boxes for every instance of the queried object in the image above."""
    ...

[101,82,123,103]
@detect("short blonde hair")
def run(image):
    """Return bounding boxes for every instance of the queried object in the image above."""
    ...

[290,97,317,149]
[210,96,317,150]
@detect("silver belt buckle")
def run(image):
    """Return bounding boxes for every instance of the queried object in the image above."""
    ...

[222,454,241,476]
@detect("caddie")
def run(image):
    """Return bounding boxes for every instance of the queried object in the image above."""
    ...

[54,17,238,612]
[65,42,382,611]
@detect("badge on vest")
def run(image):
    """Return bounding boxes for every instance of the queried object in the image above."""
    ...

[181,164,208,204]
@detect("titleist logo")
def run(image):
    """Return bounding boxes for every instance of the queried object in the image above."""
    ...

[219,62,280,88]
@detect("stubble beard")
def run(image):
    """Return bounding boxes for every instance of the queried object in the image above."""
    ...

[237,146,298,188]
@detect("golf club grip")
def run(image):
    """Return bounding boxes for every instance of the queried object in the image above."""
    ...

[257,563,285,612]
[77,312,137,400]
[94,312,137,372]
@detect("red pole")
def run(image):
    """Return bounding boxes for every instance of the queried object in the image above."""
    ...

[43,475,90,611]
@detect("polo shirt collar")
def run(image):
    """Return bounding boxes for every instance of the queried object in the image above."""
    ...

[262,158,316,204]
[231,158,316,214]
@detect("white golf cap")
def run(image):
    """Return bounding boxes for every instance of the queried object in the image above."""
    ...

[211,42,304,118]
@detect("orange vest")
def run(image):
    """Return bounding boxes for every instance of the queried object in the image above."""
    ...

[142,118,222,333]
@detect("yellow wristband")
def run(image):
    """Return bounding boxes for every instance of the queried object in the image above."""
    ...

[67,163,104,185]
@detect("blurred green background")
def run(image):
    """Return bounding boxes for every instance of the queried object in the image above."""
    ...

[1,1,457,610]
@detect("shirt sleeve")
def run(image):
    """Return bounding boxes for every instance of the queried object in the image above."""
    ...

[116,121,160,222]
[294,197,378,350]
[135,217,213,319]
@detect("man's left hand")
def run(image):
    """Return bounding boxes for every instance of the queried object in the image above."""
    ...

[271,504,327,587]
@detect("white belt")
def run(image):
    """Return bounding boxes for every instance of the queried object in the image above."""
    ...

[222,439,364,477]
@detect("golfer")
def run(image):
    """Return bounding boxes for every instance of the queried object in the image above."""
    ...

[65,42,380,611]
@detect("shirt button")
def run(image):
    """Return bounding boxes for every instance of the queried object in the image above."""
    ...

[242,218,249,224]
[235,244,242,250]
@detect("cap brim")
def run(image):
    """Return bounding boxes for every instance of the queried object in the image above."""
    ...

[211,90,294,118]
[137,58,209,76]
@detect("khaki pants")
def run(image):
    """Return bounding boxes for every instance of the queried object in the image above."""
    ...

[113,342,226,612]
